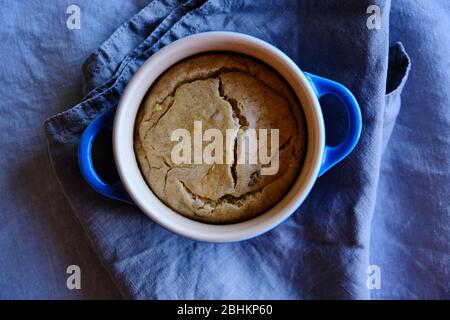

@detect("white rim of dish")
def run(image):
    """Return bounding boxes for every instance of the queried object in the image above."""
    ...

[114,31,324,242]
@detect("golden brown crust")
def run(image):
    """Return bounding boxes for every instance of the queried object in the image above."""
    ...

[134,52,307,223]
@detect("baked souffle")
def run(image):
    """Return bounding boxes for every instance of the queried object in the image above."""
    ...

[134,52,307,223]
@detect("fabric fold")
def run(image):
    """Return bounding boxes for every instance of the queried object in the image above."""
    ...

[383,42,411,152]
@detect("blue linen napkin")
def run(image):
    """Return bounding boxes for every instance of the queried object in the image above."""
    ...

[45,0,415,299]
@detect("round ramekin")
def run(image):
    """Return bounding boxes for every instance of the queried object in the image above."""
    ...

[78,31,362,242]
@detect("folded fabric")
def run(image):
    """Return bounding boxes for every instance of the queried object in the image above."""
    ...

[44,0,414,299]
[370,0,450,299]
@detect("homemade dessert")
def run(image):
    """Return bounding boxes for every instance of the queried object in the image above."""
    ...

[134,52,307,223]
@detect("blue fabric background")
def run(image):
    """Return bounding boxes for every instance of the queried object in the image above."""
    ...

[0,0,448,299]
